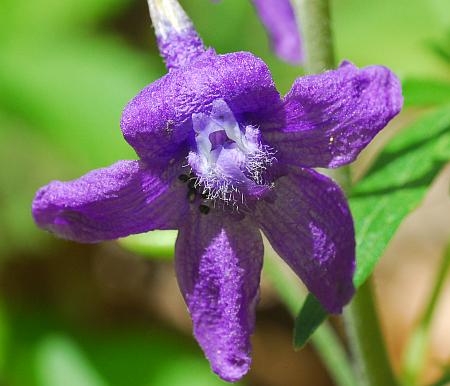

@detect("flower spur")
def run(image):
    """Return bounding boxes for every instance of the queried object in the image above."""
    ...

[32,0,403,381]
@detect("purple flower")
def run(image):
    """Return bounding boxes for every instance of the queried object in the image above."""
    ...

[213,0,303,63]
[32,0,403,382]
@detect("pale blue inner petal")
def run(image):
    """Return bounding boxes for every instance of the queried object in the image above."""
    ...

[187,99,275,205]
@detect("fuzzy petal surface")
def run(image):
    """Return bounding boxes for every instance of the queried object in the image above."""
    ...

[32,161,188,243]
[264,62,403,168]
[175,210,263,382]
[121,51,281,164]
[157,29,204,70]
[256,168,355,313]
[252,0,302,64]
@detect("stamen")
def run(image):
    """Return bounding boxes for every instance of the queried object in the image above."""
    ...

[199,205,210,215]
[187,99,276,208]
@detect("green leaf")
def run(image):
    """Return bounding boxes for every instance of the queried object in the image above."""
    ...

[351,107,450,286]
[293,295,327,349]
[403,78,450,107]
[294,106,450,348]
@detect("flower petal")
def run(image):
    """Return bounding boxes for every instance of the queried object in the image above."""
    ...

[252,0,303,64]
[255,168,355,313]
[32,161,189,243]
[264,62,403,168]
[121,51,281,164]
[175,210,263,382]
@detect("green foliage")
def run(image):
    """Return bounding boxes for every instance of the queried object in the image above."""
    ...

[429,29,450,65]
[294,106,450,348]
[333,0,450,78]
[2,307,235,386]
[351,107,450,285]
[403,78,450,107]
[0,0,158,255]
[293,294,327,349]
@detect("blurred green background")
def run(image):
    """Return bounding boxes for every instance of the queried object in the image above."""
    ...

[0,0,449,385]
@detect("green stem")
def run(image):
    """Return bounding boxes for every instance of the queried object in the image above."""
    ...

[265,255,358,386]
[401,242,450,386]
[291,1,396,385]
[293,0,335,73]
[344,278,398,386]
[292,0,352,191]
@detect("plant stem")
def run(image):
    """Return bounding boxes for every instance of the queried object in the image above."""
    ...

[291,1,396,385]
[344,278,398,386]
[293,0,335,73]
[401,242,450,386]
[292,0,352,191]
[264,255,358,386]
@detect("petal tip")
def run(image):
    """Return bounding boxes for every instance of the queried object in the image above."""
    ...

[32,182,57,227]
[211,354,251,382]
[324,280,356,314]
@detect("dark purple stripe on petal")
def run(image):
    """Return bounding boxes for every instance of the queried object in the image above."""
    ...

[32,160,188,243]
[256,168,355,313]
[175,211,263,382]
[252,0,303,64]
[121,51,281,164]
[264,61,403,168]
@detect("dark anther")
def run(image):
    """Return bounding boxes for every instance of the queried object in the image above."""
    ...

[188,179,196,190]
[188,189,196,203]
[201,192,208,199]
[178,174,189,182]
[199,204,210,215]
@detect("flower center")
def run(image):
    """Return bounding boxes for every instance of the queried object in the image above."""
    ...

[187,99,275,208]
